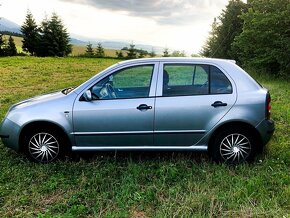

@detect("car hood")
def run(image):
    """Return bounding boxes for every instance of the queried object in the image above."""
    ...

[10,91,64,111]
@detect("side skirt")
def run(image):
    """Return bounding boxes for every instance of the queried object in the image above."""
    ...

[72,145,208,152]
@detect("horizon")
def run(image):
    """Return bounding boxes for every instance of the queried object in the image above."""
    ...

[0,0,246,54]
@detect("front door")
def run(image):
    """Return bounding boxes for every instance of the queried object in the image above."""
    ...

[154,63,236,146]
[73,63,158,147]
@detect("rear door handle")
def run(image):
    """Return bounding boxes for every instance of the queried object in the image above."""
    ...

[137,104,152,110]
[211,101,227,107]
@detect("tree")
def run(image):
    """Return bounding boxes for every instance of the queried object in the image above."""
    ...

[6,35,17,56]
[95,43,105,58]
[36,13,72,57]
[121,47,128,51]
[162,48,170,57]
[200,18,219,57]
[0,34,5,56]
[116,51,124,59]
[21,10,39,55]
[36,17,50,57]
[149,48,156,57]
[171,50,186,57]
[191,53,201,57]
[232,0,290,76]
[127,43,137,59]
[138,49,147,58]
[85,42,94,56]
[200,0,247,60]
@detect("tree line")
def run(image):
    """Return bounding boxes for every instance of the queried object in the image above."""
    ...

[84,43,157,59]
[84,42,188,59]
[201,0,290,77]
[21,10,71,57]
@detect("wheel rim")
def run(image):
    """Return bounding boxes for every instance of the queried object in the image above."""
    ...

[28,132,60,163]
[220,133,251,163]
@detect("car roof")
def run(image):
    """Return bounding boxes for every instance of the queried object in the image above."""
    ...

[117,57,236,65]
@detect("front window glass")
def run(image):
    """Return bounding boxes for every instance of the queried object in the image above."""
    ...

[91,65,154,100]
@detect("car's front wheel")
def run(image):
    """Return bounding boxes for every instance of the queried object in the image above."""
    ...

[210,127,258,164]
[24,129,63,163]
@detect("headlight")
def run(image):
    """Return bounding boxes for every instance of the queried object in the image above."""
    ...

[2,104,17,122]
[2,107,12,122]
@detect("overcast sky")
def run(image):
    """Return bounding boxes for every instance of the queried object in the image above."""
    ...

[0,0,242,54]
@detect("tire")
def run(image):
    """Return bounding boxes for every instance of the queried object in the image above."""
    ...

[210,127,258,164]
[24,128,64,163]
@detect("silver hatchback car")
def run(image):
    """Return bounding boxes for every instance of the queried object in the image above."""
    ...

[0,58,274,164]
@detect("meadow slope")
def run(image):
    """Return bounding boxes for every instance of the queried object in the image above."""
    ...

[0,57,289,217]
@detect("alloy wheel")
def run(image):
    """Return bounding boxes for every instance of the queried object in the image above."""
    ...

[219,133,251,163]
[28,132,60,163]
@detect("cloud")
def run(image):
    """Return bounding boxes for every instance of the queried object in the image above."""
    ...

[59,0,227,25]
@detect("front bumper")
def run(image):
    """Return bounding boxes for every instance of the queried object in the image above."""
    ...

[0,118,21,151]
[256,119,275,146]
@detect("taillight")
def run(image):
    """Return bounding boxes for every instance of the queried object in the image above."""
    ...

[266,93,271,119]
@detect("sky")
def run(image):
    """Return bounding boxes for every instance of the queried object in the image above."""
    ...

[0,0,241,54]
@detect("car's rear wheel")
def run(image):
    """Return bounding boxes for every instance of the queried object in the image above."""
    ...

[24,129,63,163]
[210,127,257,164]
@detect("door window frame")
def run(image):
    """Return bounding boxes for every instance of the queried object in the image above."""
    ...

[79,62,160,101]
[156,62,235,97]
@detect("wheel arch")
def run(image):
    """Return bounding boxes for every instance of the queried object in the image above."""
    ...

[19,121,72,152]
[208,121,263,153]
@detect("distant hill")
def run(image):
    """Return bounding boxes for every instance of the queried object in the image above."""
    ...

[0,18,21,33]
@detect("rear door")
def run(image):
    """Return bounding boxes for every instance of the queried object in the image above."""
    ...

[154,62,236,146]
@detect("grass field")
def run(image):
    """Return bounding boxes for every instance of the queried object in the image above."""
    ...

[0,57,289,217]
[72,45,120,57]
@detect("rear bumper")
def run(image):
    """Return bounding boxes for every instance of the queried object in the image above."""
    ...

[0,118,21,152]
[256,119,275,146]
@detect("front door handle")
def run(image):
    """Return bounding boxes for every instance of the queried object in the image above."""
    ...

[137,104,152,110]
[211,101,227,107]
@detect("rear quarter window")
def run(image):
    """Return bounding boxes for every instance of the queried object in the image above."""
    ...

[210,66,232,94]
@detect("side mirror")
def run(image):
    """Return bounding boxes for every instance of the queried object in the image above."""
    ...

[83,90,92,101]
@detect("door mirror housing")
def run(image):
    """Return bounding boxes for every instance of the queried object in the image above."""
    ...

[83,90,92,101]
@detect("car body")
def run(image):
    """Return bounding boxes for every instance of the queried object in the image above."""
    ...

[0,58,274,163]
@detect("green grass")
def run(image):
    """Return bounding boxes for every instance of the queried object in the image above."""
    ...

[0,57,289,217]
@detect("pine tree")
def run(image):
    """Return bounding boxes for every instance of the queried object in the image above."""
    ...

[36,13,72,57]
[162,48,170,57]
[21,10,39,55]
[116,51,124,59]
[149,48,156,57]
[6,35,17,56]
[171,50,186,57]
[138,49,147,58]
[36,17,49,57]
[200,18,219,57]
[200,0,247,60]
[95,43,105,58]
[85,42,94,56]
[127,43,137,59]
[0,34,5,56]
